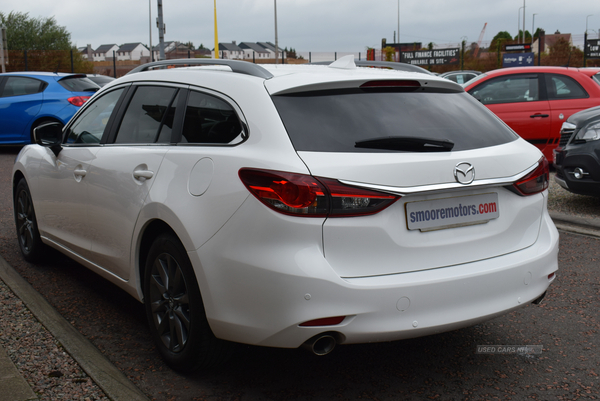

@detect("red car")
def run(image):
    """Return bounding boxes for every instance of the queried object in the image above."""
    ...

[464,67,600,161]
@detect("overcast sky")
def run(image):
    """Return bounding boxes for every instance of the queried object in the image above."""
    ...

[3,0,599,54]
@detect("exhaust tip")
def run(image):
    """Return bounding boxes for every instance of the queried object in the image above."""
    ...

[302,334,337,356]
[532,291,547,305]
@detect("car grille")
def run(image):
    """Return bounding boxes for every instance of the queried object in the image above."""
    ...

[559,127,576,148]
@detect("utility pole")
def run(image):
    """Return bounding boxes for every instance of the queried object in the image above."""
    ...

[522,0,526,45]
[157,0,166,60]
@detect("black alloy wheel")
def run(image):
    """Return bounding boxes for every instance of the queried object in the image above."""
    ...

[14,179,44,262]
[144,233,233,373]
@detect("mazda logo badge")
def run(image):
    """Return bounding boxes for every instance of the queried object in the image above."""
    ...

[454,162,475,184]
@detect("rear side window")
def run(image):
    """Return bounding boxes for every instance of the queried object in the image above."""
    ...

[545,74,588,100]
[1,77,46,97]
[58,76,99,92]
[272,89,518,153]
[468,74,539,104]
[114,86,179,144]
[180,90,243,144]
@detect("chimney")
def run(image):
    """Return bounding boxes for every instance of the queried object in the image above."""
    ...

[87,44,93,60]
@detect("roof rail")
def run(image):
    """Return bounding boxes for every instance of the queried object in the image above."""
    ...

[126,58,274,79]
[310,59,433,75]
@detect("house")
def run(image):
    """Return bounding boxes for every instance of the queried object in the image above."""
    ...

[257,41,284,57]
[116,43,150,61]
[239,42,270,60]
[532,32,573,54]
[212,42,244,60]
[77,44,94,61]
[93,44,119,61]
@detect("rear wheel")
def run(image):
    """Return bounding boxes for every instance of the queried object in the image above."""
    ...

[144,232,232,373]
[14,179,45,262]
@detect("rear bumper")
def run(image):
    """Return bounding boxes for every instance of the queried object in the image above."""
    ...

[191,198,559,349]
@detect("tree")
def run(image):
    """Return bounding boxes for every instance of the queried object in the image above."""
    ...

[0,11,71,50]
[514,30,532,43]
[183,41,195,50]
[489,31,512,52]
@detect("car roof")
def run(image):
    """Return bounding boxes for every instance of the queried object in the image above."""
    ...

[120,56,462,96]
[481,66,600,77]
[0,71,83,78]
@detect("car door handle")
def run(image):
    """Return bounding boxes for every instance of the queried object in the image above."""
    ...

[530,114,549,118]
[133,170,154,181]
[74,169,87,177]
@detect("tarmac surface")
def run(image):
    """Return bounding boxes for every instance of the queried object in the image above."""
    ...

[1,211,599,401]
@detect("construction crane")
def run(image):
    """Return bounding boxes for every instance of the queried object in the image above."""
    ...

[473,23,487,58]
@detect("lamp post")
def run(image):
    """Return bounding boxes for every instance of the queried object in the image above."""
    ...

[397,0,400,44]
[532,13,537,42]
[148,0,153,61]
[522,0,526,44]
[518,7,524,43]
[274,0,279,64]
[587,14,594,34]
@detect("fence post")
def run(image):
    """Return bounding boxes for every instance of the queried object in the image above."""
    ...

[335,52,337,60]
[309,52,311,63]
[113,50,117,78]
[24,50,28,71]
[71,49,74,72]
[188,50,191,58]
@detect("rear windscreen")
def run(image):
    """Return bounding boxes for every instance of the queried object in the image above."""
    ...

[271,89,518,152]
[58,76,100,93]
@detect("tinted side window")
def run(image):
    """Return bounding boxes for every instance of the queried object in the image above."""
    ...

[545,74,588,100]
[1,77,46,97]
[469,74,539,104]
[66,88,124,144]
[114,86,179,144]
[181,91,242,144]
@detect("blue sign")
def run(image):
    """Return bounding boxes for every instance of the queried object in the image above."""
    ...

[503,52,534,67]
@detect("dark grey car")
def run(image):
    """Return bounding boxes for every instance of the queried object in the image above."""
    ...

[554,105,600,196]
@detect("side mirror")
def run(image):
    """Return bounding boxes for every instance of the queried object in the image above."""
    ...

[33,122,63,156]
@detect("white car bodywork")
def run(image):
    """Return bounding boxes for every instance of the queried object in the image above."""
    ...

[13,58,558,354]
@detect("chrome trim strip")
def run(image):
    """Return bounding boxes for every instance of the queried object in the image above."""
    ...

[338,163,539,196]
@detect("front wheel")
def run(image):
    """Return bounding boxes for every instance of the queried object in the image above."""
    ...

[14,178,45,263]
[144,233,233,373]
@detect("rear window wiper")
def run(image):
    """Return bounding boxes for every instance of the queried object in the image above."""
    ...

[355,136,455,152]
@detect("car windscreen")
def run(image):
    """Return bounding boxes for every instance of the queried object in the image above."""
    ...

[271,88,518,152]
[58,76,100,92]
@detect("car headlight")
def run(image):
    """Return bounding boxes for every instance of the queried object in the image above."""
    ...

[575,121,600,141]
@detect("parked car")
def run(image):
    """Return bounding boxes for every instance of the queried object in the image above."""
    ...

[554,105,600,196]
[464,66,600,162]
[0,72,99,145]
[440,70,481,84]
[86,74,116,87]
[13,57,558,373]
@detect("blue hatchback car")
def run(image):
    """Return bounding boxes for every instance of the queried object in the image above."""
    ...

[0,72,99,145]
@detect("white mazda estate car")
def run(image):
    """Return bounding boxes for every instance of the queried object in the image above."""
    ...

[13,57,559,372]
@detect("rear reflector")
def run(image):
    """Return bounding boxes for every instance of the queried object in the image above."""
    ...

[299,316,346,327]
[239,168,400,217]
[68,96,91,107]
[513,157,549,196]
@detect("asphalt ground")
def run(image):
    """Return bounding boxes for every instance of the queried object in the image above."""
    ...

[1,145,600,400]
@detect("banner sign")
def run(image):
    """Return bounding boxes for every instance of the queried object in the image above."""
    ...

[585,39,600,59]
[503,52,534,67]
[505,43,532,52]
[400,48,459,66]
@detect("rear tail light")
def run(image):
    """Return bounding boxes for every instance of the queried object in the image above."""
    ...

[512,157,549,196]
[360,80,421,88]
[68,96,91,107]
[239,168,400,217]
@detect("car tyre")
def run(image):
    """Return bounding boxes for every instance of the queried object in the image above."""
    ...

[144,232,233,373]
[14,178,45,263]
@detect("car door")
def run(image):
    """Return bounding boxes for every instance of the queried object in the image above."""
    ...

[545,73,599,149]
[0,76,45,143]
[468,73,552,158]
[83,84,181,280]
[35,87,126,259]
